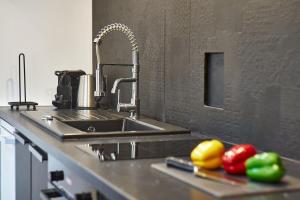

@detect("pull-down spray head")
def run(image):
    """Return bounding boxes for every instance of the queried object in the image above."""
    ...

[93,23,139,102]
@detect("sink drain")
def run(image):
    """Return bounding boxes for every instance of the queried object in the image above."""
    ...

[87,126,96,132]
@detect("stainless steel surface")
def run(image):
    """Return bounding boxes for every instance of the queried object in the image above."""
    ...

[77,74,96,109]
[194,168,247,186]
[41,115,53,121]
[111,78,136,94]
[130,141,136,159]
[21,110,190,140]
[63,118,162,133]
[93,23,140,119]
[76,137,201,161]
[52,110,112,121]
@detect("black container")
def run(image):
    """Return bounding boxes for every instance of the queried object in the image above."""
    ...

[52,70,86,109]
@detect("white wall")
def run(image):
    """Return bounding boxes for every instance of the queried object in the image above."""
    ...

[0,0,92,105]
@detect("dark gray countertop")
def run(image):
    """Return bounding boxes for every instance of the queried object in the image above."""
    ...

[0,106,300,200]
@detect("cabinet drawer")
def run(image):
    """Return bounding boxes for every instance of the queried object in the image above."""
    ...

[47,155,105,200]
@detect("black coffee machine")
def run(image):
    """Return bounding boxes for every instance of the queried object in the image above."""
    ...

[52,70,86,109]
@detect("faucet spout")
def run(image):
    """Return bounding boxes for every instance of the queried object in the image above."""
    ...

[94,64,106,100]
[93,23,140,119]
[111,78,137,94]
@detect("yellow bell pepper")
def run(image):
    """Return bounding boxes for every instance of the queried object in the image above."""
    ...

[190,140,225,169]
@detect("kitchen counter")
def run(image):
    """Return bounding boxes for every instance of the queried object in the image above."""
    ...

[0,106,300,200]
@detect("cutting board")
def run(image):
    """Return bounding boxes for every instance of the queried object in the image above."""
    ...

[151,163,300,198]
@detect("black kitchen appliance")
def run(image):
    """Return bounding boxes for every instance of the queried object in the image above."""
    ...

[8,53,38,110]
[52,70,86,109]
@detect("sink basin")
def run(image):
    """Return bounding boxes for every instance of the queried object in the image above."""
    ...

[63,118,162,133]
[21,110,190,140]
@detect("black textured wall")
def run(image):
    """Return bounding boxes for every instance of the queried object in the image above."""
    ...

[93,0,300,160]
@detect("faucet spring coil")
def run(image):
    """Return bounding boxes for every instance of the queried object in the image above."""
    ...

[95,23,138,52]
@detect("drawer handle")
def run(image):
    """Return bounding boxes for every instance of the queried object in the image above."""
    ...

[28,144,48,163]
[44,181,74,200]
[13,131,30,145]
[40,188,63,200]
[43,182,99,200]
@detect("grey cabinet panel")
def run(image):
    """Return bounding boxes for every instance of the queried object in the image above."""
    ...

[0,122,16,200]
[14,131,48,200]
[0,124,1,200]
[1,121,48,200]
[15,141,31,200]
[0,142,1,200]
[31,149,48,200]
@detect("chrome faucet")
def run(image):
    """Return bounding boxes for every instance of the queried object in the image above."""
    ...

[93,23,140,119]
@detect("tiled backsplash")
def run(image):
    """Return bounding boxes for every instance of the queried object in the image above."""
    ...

[92,0,300,160]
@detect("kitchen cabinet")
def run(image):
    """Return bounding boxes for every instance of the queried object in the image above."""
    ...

[29,144,48,200]
[0,119,16,200]
[0,119,48,200]
[15,133,48,200]
[43,154,104,200]
[15,133,31,200]
[1,117,105,200]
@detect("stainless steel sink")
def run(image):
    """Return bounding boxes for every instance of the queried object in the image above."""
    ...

[63,118,163,133]
[21,110,190,140]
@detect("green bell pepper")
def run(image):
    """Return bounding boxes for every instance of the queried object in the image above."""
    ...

[245,152,285,183]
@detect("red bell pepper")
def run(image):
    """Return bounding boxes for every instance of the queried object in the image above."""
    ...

[222,144,256,175]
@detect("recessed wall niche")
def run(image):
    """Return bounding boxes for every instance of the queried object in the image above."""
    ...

[204,52,224,108]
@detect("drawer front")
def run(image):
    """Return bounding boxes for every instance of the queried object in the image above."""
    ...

[47,155,103,200]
